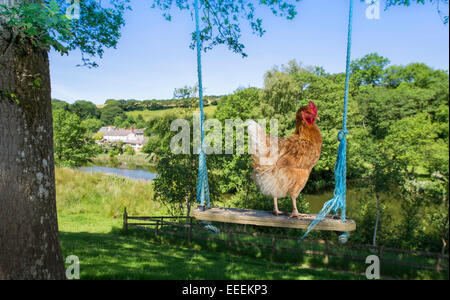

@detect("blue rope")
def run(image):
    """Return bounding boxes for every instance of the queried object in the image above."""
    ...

[194,0,210,208]
[301,0,353,243]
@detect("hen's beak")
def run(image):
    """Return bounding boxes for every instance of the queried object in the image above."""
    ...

[316,115,320,121]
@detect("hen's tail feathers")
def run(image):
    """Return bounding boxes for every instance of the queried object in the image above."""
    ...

[246,120,268,157]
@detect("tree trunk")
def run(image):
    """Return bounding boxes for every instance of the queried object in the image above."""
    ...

[0,20,65,279]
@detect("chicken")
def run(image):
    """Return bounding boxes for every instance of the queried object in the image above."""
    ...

[246,101,322,218]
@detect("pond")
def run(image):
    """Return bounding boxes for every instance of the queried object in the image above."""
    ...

[78,166,157,181]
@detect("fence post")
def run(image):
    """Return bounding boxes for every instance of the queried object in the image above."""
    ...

[155,220,159,237]
[272,237,276,256]
[228,231,233,248]
[435,254,441,273]
[123,207,128,231]
[188,217,192,245]
[324,240,329,266]
[378,245,384,266]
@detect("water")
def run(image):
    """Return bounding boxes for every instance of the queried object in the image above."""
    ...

[79,166,157,181]
[305,187,401,217]
[305,189,368,214]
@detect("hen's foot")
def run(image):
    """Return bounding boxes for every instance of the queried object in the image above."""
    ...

[273,209,285,216]
[330,214,344,220]
[289,211,309,218]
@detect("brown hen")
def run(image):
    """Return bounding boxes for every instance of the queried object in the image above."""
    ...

[246,101,322,218]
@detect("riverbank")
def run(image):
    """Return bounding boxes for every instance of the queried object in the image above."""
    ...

[76,162,404,223]
[79,166,157,181]
[56,167,159,218]
[90,153,156,171]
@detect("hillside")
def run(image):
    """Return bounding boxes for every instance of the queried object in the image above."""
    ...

[126,105,217,121]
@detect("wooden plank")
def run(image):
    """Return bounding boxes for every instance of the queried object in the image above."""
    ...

[126,216,188,220]
[127,223,159,226]
[191,207,356,232]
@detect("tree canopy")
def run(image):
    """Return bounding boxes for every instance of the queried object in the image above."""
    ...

[53,109,98,167]
[158,55,448,251]
[151,0,301,57]
[1,0,130,67]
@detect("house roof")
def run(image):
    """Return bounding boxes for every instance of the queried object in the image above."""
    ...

[98,127,145,136]
[98,126,115,133]
[103,130,133,137]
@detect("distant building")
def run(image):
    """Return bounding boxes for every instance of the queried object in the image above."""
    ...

[97,126,146,149]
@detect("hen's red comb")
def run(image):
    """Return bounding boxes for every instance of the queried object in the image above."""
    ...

[309,101,318,115]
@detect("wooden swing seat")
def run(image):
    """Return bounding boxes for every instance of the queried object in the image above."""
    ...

[191,207,356,232]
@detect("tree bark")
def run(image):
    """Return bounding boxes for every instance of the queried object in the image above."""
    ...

[0,19,65,279]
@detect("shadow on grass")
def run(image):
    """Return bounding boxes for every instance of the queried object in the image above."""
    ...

[58,228,363,280]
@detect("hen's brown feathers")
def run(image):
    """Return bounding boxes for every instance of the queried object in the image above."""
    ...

[247,112,322,200]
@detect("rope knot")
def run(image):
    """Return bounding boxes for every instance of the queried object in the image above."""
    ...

[338,129,349,141]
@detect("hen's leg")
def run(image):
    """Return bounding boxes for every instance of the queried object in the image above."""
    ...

[289,195,308,218]
[289,195,300,218]
[273,198,283,216]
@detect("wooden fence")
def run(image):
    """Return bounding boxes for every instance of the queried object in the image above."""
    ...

[123,208,449,275]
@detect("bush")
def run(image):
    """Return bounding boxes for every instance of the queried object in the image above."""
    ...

[124,145,136,156]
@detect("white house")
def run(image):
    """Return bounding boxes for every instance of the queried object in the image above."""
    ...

[98,126,146,149]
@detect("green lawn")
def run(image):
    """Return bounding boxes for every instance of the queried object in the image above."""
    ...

[58,213,363,280]
[126,106,217,121]
[56,168,361,280]
[56,168,447,280]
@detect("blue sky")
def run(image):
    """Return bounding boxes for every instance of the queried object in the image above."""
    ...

[49,0,449,105]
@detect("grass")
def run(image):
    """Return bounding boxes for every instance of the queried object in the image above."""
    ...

[56,168,448,280]
[56,168,361,280]
[56,167,158,218]
[126,106,217,121]
[59,214,362,280]
[144,221,448,280]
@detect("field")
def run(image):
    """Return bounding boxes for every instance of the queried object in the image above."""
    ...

[56,168,362,280]
[59,214,364,280]
[126,105,217,121]
[56,168,448,280]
